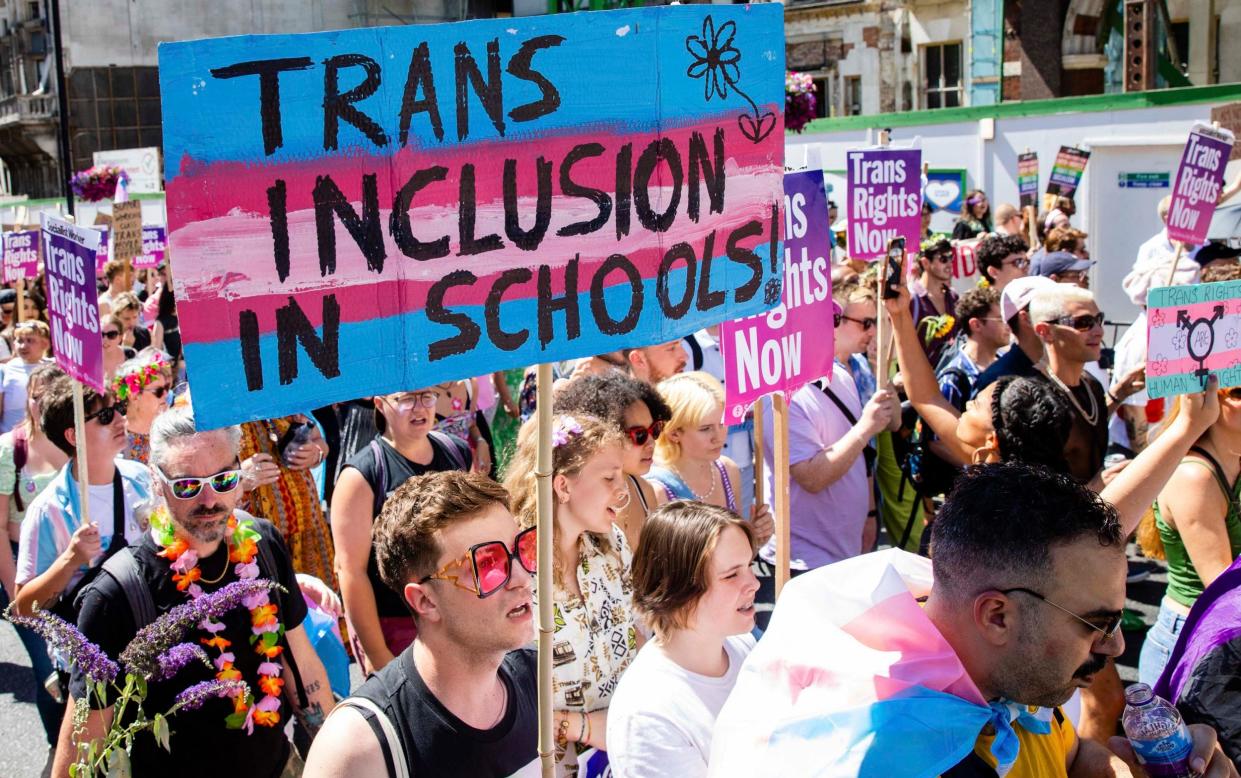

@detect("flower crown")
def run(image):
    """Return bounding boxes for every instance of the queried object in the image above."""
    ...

[552,416,583,448]
[112,356,168,402]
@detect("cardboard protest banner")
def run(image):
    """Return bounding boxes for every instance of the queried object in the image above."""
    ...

[1146,280,1241,399]
[948,236,983,295]
[137,226,166,270]
[2,230,39,282]
[1044,146,1090,208]
[845,147,922,261]
[159,5,786,428]
[111,200,144,261]
[1166,123,1235,246]
[40,214,105,392]
[1017,152,1038,210]
[720,171,834,424]
[1210,103,1241,162]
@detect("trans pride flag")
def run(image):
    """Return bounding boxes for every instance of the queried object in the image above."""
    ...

[711,550,1037,777]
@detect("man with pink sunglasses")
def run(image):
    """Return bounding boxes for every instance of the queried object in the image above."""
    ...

[306,470,539,778]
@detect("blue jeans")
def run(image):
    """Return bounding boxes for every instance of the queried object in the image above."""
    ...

[1138,599,1189,688]
[0,577,64,745]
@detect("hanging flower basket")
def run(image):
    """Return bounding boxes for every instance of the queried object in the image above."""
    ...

[70,164,126,202]
[785,70,817,134]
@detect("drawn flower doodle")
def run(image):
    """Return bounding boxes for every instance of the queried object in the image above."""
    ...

[1226,326,1239,350]
[685,16,775,144]
[1172,330,1187,351]
[1151,309,1166,327]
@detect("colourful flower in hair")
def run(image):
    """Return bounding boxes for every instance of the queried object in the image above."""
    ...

[552,416,584,447]
[112,356,169,402]
[919,233,951,254]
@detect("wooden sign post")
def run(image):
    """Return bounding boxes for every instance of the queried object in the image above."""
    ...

[772,393,792,596]
[535,363,554,778]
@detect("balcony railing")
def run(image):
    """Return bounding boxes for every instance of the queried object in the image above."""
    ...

[0,93,55,126]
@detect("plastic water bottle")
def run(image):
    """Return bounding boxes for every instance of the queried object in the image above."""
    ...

[1122,683,1194,777]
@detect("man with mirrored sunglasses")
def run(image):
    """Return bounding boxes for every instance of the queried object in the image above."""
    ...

[13,374,150,618]
[307,470,539,778]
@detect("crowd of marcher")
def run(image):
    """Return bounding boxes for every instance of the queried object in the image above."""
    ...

[2,184,1241,778]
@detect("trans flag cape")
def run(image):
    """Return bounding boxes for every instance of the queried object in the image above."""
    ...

[711,549,1044,777]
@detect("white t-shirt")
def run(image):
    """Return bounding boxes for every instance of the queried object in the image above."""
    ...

[606,634,756,778]
[0,359,42,433]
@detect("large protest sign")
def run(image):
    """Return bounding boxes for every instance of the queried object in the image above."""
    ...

[948,236,983,294]
[1017,152,1038,209]
[3,230,39,282]
[1166,123,1235,246]
[1146,280,1241,399]
[137,226,166,270]
[41,215,104,393]
[159,6,786,428]
[845,147,921,261]
[720,171,834,424]
[1045,146,1090,206]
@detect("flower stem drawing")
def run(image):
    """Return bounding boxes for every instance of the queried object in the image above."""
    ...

[685,15,775,144]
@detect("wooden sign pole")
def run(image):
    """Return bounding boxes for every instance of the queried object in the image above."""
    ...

[534,363,554,778]
[71,381,91,528]
[752,404,765,510]
[15,278,25,324]
[772,392,791,596]
[1163,243,1186,287]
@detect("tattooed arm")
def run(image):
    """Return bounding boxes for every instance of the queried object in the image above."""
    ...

[283,624,336,739]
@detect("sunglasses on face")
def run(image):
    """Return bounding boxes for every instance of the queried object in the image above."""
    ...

[102,330,121,341]
[156,465,244,500]
[146,385,169,399]
[420,526,537,599]
[0,306,12,315]
[624,420,665,446]
[929,252,954,264]
[835,314,877,331]
[1051,312,1105,332]
[1000,587,1123,644]
[85,400,127,426]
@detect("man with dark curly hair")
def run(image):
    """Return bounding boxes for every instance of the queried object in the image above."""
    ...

[976,234,1030,292]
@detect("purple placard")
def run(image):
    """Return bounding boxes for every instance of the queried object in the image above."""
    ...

[94,227,110,275]
[136,226,165,270]
[721,171,835,422]
[1167,123,1235,246]
[41,214,104,392]
[846,147,922,261]
[3,230,39,282]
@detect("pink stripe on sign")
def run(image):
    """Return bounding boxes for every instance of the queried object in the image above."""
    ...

[1144,347,1241,378]
[168,116,769,220]
[1148,299,1241,325]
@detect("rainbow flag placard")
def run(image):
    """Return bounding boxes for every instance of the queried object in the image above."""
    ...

[159,6,786,428]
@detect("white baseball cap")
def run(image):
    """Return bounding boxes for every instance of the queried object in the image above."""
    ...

[1000,276,1058,322]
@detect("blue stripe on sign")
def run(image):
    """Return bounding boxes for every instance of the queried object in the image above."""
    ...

[185,253,778,429]
[158,4,785,178]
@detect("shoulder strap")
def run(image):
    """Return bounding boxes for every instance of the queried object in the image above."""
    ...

[819,381,859,426]
[98,547,157,629]
[1187,446,1236,501]
[683,334,704,371]
[336,697,410,778]
[12,427,27,512]
[428,431,469,472]
[627,474,650,514]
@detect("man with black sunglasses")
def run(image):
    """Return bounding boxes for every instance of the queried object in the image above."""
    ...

[911,236,961,366]
[12,374,151,618]
[306,470,538,778]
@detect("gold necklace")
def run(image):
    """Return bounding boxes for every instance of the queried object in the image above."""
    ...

[198,543,232,585]
[1045,370,1099,426]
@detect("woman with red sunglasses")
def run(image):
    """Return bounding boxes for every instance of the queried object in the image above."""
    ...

[648,372,773,546]
[506,414,639,777]
[555,373,673,552]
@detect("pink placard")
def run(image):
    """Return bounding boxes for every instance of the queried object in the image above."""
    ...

[3,230,39,282]
[721,171,835,422]
[1167,123,1235,246]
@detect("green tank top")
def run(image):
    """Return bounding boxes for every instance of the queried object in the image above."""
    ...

[1155,451,1241,608]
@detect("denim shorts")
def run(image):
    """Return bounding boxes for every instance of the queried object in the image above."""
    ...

[1137,599,1189,688]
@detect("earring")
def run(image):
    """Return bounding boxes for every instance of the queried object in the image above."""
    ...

[970,446,997,465]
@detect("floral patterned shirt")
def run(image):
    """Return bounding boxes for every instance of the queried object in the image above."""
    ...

[538,524,638,777]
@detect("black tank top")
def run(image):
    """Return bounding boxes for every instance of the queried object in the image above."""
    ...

[351,648,540,777]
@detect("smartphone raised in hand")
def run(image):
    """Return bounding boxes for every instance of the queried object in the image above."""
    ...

[883,237,906,300]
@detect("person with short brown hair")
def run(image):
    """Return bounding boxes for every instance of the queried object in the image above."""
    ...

[97,259,134,317]
[606,500,758,776]
[306,470,539,778]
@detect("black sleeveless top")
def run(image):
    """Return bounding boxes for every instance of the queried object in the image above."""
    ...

[351,648,540,777]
